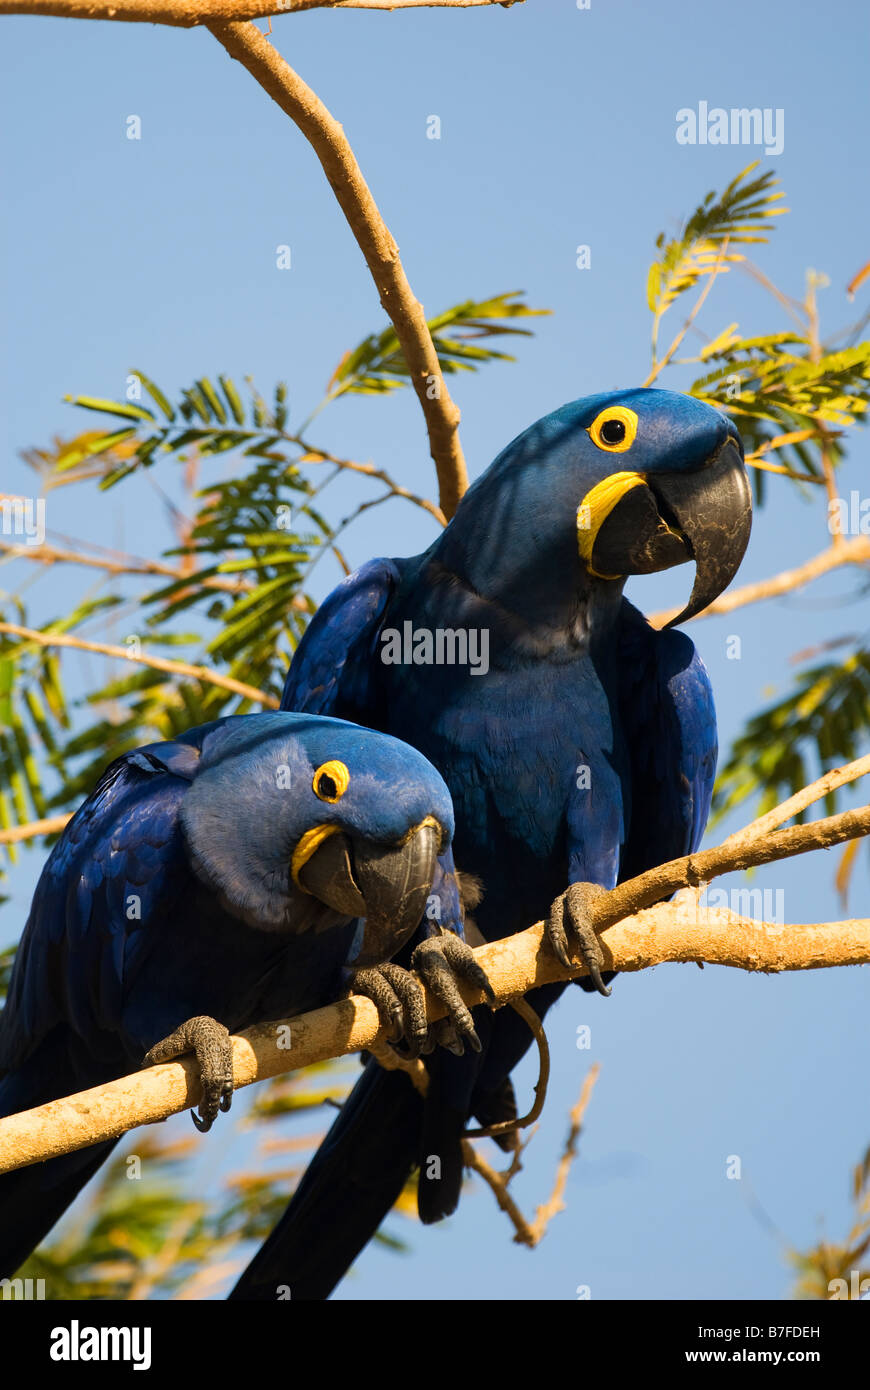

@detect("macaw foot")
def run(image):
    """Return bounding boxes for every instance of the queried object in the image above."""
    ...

[351,935,495,1061]
[350,963,431,1059]
[411,932,495,1057]
[546,882,613,997]
[142,1015,234,1133]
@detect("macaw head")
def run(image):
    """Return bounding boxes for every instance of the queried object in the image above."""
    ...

[180,712,453,964]
[438,388,751,628]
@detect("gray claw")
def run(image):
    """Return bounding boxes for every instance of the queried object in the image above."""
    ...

[351,963,429,1059]
[143,1015,235,1133]
[546,882,612,997]
[411,932,493,1055]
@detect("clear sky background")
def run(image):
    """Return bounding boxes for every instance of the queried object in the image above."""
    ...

[1,0,868,1300]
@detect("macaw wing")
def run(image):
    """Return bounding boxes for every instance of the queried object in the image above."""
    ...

[280,557,403,721]
[0,740,201,1074]
[616,598,718,878]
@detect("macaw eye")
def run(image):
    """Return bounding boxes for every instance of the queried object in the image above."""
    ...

[588,406,638,453]
[312,760,350,803]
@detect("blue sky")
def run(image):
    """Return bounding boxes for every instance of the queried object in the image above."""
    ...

[1,0,868,1300]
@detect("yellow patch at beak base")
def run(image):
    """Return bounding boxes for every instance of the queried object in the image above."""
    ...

[291,823,341,891]
[576,471,647,579]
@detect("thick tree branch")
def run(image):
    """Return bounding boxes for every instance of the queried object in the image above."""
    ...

[1,795,868,1176]
[649,536,870,628]
[0,620,278,708]
[594,803,870,926]
[206,21,469,518]
[0,0,508,27]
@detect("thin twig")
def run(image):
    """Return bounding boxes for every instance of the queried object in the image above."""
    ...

[464,999,550,1140]
[738,260,807,331]
[461,1140,537,1245]
[296,441,446,526]
[0,540,251,595]
[207,22,469,518]
[741,427,829,484]
[805,272,843,546]
[173,1253,248,1301]
[644,240,731,388]
[0,620,278,708]
[744,456,823,482]
[847,258,870,302]
[126,1209,203,1300]
[0,814,73,847]
[462,1063,600,1248]
[723,753,870,849]
[527,1062,600,1245]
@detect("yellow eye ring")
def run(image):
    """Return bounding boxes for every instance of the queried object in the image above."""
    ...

[312,760,350,803]
[587,406,638,453]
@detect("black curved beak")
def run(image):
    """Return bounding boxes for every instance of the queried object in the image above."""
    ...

[589,438,751,626]
[297,821,440,966]
[654,439,752,627]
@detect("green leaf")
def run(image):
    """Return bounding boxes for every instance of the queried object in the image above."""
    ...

[56,428,139,472]
[219,375,245,425]
[0,658,12,728]
[274,382,289,430]
[181,385,211,424]
[327,291,549,401]
[198,378,228,424]
[65,395,156,423]
[129,370,176,421]
[647,163,786,319]
[714,648,870,823]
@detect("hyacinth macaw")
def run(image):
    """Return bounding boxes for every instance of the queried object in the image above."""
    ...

[230,387,752,1301]
[0,711,490,1278]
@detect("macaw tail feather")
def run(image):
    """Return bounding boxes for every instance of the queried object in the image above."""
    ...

[0,1140,116,1280]
[229,1058,424,1301]
[0,1042,117,1280]
[417,1094,466,1225]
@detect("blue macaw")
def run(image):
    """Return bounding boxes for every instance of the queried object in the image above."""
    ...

[230,387,751,1301]
[0,711,490,1278]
